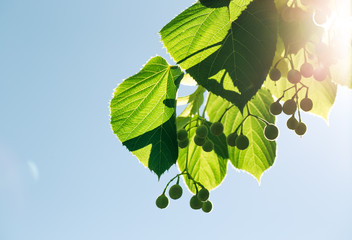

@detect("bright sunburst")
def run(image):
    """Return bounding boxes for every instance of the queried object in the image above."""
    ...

[314,0,352,87]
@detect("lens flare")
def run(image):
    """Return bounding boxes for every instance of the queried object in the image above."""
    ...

[318,0,351,87]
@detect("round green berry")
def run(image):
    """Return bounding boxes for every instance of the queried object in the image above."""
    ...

[313,66,328,82]
[196,125,208,138]
[264,124,279,141]
[269,68,281,81]
[283,99,297,115]
[156,194,169,209]
[202,200,213,213]
[300,62,314,78]
[169,184,183,200]
[226,132,238,147]
[178,138,189,149]
[287,69,301,84]
[177,129,188,141]
[270,101,282,116]
[190,195,202,210]
[194,135,206,146]
[210,122,224,136]
[300,98,313,112]
[197,188,210,202]
[287,116,299,130]
[236,134,249,150]
[202,140,214,152]
[295,122,307,136]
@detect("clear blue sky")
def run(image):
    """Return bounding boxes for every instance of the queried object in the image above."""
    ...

[0,1,351,239]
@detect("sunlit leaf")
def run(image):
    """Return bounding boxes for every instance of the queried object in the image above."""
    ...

[265,38,337,121]
[161,0,278,110]
[110,56,183,177]
[207,89,276,182]
[177,119,228,193]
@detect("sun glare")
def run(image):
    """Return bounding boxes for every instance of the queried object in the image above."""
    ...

[319,0,352,86]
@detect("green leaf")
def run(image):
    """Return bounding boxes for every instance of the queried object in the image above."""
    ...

[177,86,205,117]
[160,0,278,110]
[176,116,191,131]
[176,78,205,131]
[110,56,183,178]
[264,38,337,120]
[177,119,228,193]
[179,73,197,86]
[206,89,276,182]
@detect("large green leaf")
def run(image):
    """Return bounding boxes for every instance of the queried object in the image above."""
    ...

[160,0,278,110]
[207,89,276,182]
[177,120,228,193]
[264,38,337,120]
[110,56,183,178]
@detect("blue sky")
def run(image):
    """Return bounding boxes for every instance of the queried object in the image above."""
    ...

[0,1,351,239]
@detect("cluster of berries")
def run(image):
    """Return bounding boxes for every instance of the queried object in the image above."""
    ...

[194,124,215,152]
[270,97,310,136]
[272,0,337,85]
[177,122,224,152]
[273,0,335,84]
[270,59,327,85]
[269,46,317,136]
[227,122,279,149]
[178,118,279,152]
[267,0,339,137]
[156,184,212,213]
[226,131,249,150]
[176,126,213,152]
[177,129,190,149]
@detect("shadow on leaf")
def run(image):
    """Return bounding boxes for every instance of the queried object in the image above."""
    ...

[122,114,178,178]
[163,99,177,108]
[199,0,231,8]
[204,121,229,159]
[179,0,277,111]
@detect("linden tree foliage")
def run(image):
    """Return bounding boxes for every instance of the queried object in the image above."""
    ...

[177,119,228,193]
[110,0,351,211]
[207,89,276,181]
[176,84,205,130]
[160,0,278,111]
[264,38,337,120]
[111,56,183,177]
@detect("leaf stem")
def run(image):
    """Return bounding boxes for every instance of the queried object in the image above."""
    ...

[288,55,295,70]
[184,117,193,172]
[273,57,288,69]
[298,108,302,122]
[162,170,187,194]
[202,91,211,118]
[218,104,235,122]
[303,47,308,63]
[232,114,250,135]
[248,113,270,125]
[185,172,205,190]
[278,85,296,101]
[291,85,305,99]
[184,116,204,129]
